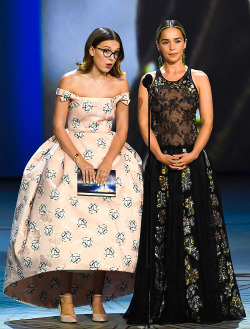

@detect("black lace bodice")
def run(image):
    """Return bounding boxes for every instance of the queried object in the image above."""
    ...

[150,67,199,147]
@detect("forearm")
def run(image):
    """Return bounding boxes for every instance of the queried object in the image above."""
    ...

[53,127,84,161]
[192,122,213,158]
[140,124,163,161]
[103,129,128,164]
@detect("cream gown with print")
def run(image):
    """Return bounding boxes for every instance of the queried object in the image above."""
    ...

[4,88,143,308]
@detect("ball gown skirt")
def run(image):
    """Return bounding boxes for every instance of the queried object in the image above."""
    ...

[124,144,245,325]
[3,89,143,308]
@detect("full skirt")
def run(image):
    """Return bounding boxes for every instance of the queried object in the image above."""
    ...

[125,145,245,325]
[4,129,143,308]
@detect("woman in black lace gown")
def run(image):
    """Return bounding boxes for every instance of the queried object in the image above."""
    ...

[124,20,246,325]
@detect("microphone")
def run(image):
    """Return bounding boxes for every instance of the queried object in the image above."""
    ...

[142,74,153,91]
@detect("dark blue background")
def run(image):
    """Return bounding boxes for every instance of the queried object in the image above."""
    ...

[0,1,43,177]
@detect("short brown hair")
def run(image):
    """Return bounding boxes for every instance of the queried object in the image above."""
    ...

[156,20,186,43]
[76,27,125,77]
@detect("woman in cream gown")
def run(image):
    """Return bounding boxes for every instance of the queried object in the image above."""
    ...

[4,27,143,324]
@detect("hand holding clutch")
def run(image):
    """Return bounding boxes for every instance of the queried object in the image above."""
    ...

[77,169,116,197]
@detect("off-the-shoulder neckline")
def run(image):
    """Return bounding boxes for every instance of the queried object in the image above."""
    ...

[56,88,129,100]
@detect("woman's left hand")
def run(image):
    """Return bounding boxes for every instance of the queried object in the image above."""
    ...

[171,152,198,170]
[96,158,112,185]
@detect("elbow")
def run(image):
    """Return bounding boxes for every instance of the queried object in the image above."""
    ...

[139,119,147,131]
[201,120,213,133]
[52,124,58,136]
[117,126,128,141]
[139,121,148,135]
[209,121,213,133]
[53,123,64,137]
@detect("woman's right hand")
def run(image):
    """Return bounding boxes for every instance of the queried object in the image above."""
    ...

[158,153,186,170]
[76,156,95,183]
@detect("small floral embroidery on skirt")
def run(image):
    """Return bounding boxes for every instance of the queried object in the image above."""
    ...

[152,164,169,319]
[206,159,245,317]
[182,165,203,322]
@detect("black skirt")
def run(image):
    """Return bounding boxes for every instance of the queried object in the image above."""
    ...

[124,145,245,325]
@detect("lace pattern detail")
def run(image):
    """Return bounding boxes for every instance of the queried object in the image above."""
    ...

[150,68,199,147]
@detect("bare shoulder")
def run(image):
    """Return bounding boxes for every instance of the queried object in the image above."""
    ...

[118,76,129,90]
[110,75,129,93]
[191,69,211,93]
[191,69,209,82]
[58,69,85,90]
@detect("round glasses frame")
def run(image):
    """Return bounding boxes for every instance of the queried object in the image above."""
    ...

[95,47,122,59]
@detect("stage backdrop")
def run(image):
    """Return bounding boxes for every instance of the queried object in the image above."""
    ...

[0,0,250,176]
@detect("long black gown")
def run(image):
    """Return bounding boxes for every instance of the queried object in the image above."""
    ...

[124,67,246,325]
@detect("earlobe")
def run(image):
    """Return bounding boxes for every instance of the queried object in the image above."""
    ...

[156,41,160,52]
[89,46,94,57]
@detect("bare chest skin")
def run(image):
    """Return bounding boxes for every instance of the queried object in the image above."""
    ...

[65,70,123,98]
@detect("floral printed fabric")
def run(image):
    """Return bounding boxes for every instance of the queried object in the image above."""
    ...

[4,89,143,308]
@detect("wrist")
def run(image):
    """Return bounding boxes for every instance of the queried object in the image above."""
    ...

[155,152,164,162]
[75,154,85,166]
[190,150,199,160]
[103,156,113,165]
[73,153,79,163]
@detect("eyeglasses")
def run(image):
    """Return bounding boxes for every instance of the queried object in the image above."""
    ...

[95,47,122,59]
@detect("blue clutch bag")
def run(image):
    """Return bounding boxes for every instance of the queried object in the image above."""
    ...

[77,169,116,197]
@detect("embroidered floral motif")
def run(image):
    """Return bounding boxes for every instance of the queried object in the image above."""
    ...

[210,193,219,207]
[184,235,199,260]
[206,161,245,318]
[218,255,228,282]
[183,216,195,236]
[188,295,203,314]
[229,291,245,316]
[159,175,168,191]
[212,210,223,227]
[185,196,195,216]
[181,161,202,320]
[207,169,215,192]
[186,283,198,299]
[157,191,166,208]
[157,209,166,224]
[155,226,165,244]
[185,256,199,285]
[152,163,169,319]
[182,167,192,192]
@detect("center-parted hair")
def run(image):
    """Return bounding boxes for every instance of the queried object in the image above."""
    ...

[76,27,125,77]
[156,20,186,43]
